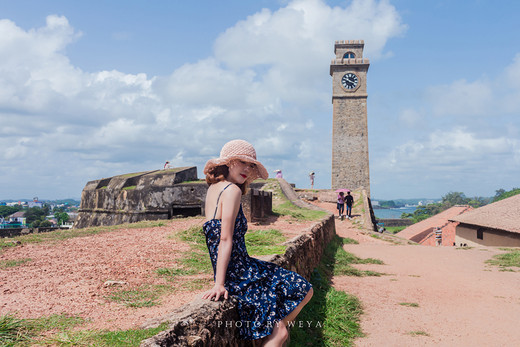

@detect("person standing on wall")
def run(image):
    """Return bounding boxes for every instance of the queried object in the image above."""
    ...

[309,171,315,189]
[345,191,354,219]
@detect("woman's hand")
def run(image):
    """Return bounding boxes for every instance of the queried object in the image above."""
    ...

[202,283,229,301]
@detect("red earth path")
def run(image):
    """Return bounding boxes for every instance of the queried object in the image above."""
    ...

[314,200,520,346]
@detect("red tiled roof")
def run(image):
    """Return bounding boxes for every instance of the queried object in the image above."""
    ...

[397,205,473,241]
[451,194,520,234]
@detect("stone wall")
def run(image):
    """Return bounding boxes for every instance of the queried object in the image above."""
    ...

[76,169,273,229]
[140,179,335,347]
[241,183,273,222]
[75,167,205,228]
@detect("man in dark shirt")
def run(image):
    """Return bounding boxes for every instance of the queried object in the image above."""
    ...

[345,191,354,218]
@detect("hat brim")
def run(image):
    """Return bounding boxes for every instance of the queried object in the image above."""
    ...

[203,155,269,181]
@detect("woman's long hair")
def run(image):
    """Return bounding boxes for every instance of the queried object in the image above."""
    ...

[205,164,248,195]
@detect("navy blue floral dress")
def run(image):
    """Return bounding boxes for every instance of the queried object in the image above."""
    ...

[203,184,312,340]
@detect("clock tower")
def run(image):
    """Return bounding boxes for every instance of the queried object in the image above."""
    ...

[330,40,370,196]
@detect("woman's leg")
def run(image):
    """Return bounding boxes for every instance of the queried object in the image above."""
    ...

[262,288,314,346]
[282,287,313,324]
[262,321,288,347]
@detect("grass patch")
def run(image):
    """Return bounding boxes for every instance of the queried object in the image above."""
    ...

[245,229,286,256]
[156,267,192,280]
[486,250,520,268]
[171,225,213,275]
[122,185,137,190]
[0,313,85,346]
[385,226,407,234]
[289,237,364,346]
[399,302,419,307]
[180,252,213,274]
[176,225,207,250]
[107,285,172,308]
[0,220,168,250]
[322,236,385,277]
[0,314,33,346]
[342,238,359,245]
[0,258,32,269]
[56,323,168,346]
[119,171,147,178]
[408,330,430,337]
[181,278,213,291]
[273,201,328,221]
[261,180,327,221]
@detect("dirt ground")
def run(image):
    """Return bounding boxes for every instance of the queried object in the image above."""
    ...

[315,201,520,347]
[0,215,312,332]
[3,202,520,346]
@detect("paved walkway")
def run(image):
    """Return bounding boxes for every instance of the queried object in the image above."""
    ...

[318,202,520,346]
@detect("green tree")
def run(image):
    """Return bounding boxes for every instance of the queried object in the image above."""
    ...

[54,212,69,225]
[467,196,487,208]
[0,205,23,218]
[441,192,470,206]
[39,220,53,227]
[25,207,47,227]
[493,188,520,202]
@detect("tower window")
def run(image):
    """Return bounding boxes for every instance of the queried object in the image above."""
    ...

[343,52,355,59]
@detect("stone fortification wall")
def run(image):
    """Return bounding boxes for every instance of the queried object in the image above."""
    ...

[140,179,335,347]
[75,167,206,228]
[76,170,273,229]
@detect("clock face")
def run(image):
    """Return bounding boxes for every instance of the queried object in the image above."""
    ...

[341,73,358,90]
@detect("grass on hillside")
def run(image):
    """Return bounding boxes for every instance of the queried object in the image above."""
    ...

[273,201,328,221]
[0,313,168,346]
[261,180,328,221]
[106,284,173,308]
[0,258,32,269]
[289,235,365,346]
[486,249,520,268]
[385,226,407,234]
[331,237,386,277]
[0,220,168,251]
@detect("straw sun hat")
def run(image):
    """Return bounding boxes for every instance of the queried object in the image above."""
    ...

[203,139,269,181]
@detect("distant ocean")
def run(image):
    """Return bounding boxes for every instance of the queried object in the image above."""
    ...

[373,207,417,219]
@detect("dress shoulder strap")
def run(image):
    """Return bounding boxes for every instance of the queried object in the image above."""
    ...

[212,183,233,219]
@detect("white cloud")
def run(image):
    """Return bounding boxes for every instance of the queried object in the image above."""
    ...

[0,1,406,198]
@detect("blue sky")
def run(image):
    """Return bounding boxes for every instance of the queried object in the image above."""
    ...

[1,0,519,200]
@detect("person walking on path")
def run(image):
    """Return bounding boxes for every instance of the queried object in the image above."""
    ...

[202,139,313,346]
[345,191,354,218]
[337,192,346,219]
